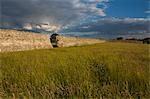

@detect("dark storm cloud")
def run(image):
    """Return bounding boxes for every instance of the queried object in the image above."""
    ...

[1,0,78,24]
[0,0,107,27]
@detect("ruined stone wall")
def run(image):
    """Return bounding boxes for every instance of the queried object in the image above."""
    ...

[56,36,105,47]
[0,29,105,52]
[0,29,52,52]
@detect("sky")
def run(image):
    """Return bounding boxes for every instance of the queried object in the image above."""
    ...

[0,0,149,30]
[106,0,149,18]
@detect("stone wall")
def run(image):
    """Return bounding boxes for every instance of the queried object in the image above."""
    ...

[56,36,105,47]
[0,29,106,52]
[0,29,52,52]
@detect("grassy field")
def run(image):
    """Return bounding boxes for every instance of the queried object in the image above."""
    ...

[0,42,149,98]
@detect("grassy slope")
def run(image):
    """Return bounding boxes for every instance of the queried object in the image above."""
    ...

[0,42,149,98]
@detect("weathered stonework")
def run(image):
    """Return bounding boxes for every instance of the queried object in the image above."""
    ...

[0,29,52,52]
[56,36,105,47]
[0,29,105,52]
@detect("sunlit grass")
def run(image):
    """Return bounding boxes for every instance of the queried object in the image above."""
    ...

[0,42,149,98]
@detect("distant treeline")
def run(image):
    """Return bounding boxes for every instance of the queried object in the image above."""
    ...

[115,37,150,44]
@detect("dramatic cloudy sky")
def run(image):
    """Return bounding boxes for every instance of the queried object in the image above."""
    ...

[1,0,109,25]
[0,0,149,38]
[1,0,148,25]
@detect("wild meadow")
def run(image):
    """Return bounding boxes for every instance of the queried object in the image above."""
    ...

[0,42,149,98]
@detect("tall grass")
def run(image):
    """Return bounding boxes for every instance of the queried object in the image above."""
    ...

[0,42,149,98]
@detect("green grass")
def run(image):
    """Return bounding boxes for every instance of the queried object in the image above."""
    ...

[0,42,149,98]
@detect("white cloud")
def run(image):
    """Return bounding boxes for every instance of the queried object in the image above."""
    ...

[1,0,109,28]
[145,10,150,14]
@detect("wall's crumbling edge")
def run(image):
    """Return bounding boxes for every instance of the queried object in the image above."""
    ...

[56,36,106,47]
